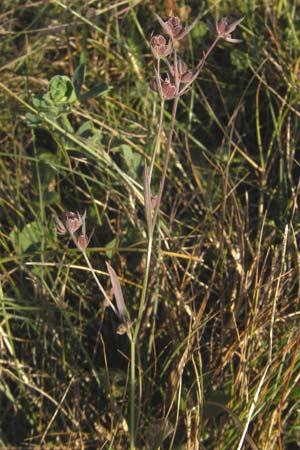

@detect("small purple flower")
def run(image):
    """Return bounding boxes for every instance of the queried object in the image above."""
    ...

[150,34,173,59]
[76,233,90,251]
[55,210,86,235]
[216,17,244,43]
[155,14,194,41]
[150,74,177,100]
[64,211,86,234]
[169,58,194,84]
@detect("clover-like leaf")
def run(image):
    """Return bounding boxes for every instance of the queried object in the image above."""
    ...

[49,75,77,105]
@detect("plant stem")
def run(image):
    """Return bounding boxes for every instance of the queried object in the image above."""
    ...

[128,31,220,450]
[134,235,153,341]
[149,98,165,182]
[129,95,178,446]
[152,95,179,232]
[130,338,136,450]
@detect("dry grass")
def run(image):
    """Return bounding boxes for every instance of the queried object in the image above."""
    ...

[0,1,300,449]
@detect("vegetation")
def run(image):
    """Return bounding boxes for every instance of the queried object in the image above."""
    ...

[0,1,299,449]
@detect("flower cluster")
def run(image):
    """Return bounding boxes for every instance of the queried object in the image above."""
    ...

[149,14,244,100]
[55,210,92,252]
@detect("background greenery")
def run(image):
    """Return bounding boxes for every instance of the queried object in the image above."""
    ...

[0,0,300,448]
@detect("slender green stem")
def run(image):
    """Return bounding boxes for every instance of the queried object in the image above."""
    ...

[129,63,180,449]
[149,58,164,181]
[130,338,136,450]
[129,95,179,447]
[129,232,153,448]
[179,36,220,97]
[149,98,165,181]
[133,234,153,341]
[152,95,179,232]
[60,113,74,133]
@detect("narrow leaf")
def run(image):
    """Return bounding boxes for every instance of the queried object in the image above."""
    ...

[78,82,109,102]
[73,63,86,97]
[106,262,128,321]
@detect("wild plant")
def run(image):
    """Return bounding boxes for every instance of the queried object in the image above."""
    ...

[53,13,243,449]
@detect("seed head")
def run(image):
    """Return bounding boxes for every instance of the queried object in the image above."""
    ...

[150,34,173,59]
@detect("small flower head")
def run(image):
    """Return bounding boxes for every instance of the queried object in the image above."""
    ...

[216,17,244,43]
[150,34,173,59]
[76,233,90,252]
[150,74,177,100]
[169,58,194,84]
[55,210,86,235]
[154,13,193,41]
[63,211,86,234]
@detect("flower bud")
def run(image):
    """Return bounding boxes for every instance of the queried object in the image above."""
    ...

[76,233,90,252]
[150,75,176,100]
[181,70,194,83]
[216,17,244,43]
[150,34,173,59]
[155,13,194,41]
[63,211,86,234]
[170,58,194,84]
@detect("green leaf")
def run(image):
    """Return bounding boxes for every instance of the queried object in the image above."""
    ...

[105,238,116,259]
[78,82,109,102]
[120,144,142,178]
[32,95,54,109]
[31,152,57,191]
[191,20,209,39]
[121,144,132,162]
[43,190,59,206]
[73,63,86,97]
[25,112,42,126]
[10,221,43,253]
[49,75,77,105]
[76,120,94,138]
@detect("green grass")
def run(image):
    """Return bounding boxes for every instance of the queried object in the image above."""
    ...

[1,0,300,448]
